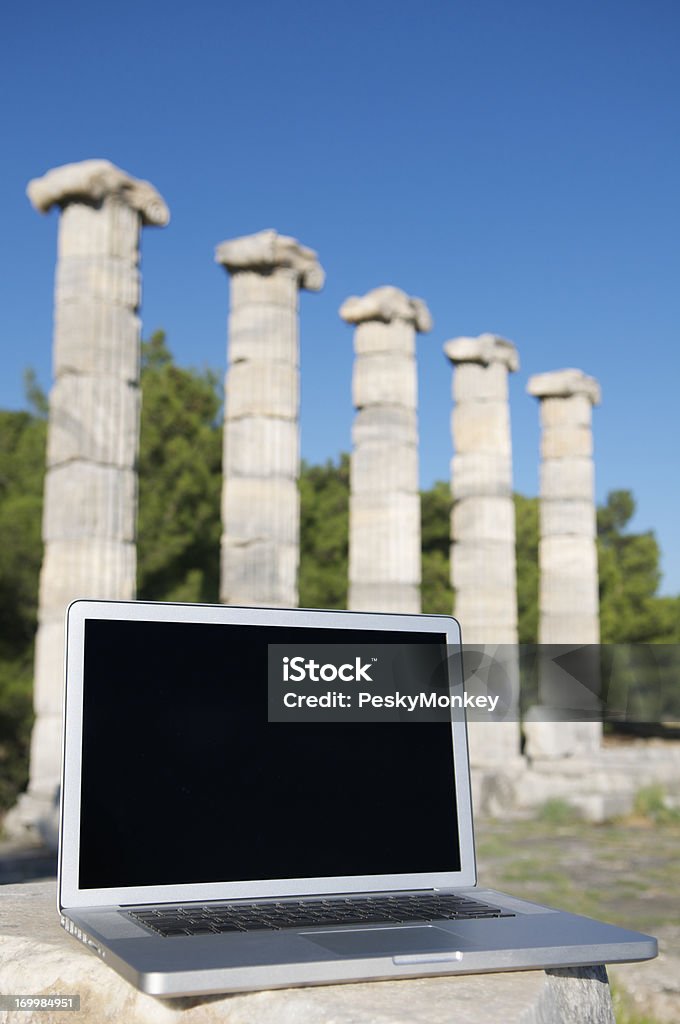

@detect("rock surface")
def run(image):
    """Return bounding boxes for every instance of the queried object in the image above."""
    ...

[0,882,615,1023]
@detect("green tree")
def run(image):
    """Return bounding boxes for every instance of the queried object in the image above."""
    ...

[598,490,679,643]
[421,480,453,614]
[0,393,47,812]
[137,331,223,603]
[515,494,539,644]
[299,455,349,609]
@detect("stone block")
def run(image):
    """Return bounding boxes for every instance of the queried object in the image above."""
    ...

[568,791,633,823]
[540,393,594,429]
[352,406,417,446]
[229,266,299,308]
[444,333,518,371]
[217,230,323,291]
[539,535,598,581]
[38,539,136,615]
[452,539,518,591]
[541,424,593,459]
[31,159,168,226]
[53,302,140,381]
[540,457,593,501]
[340,285,430,331]
[228,305,298,364]
[349,581,420,613]
[33,619,66,718]
[460,622,519,645]
[353,319,415,357]
[47,377,139,468]
[349,492,420,583]
[222,478,299,545]
[453,361,509,404]
[540,577,599,619]
[451,452,512,498]
[523,715,602,761]
[352,354,416,410]
[452,403,511,456]
[42,464,136,543]
[351,442,417,495]
[538,613,600,645]
[221,538,297,607]
[58,197,140,261]
[467,720,522,768]
[452,588,520,629]
[56,256,140,308]
[226,362,298,420]
[223,417,299,479]
[0,880,617,1024]
[26,714,63,793]
[529,368,600,404]
[452,497,515,544]
[540,500,596,538]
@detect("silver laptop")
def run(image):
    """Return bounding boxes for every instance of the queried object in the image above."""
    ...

[58,599,656,997]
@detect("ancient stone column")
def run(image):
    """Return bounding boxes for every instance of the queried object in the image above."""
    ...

[444,335,522,779]
[215,230,324,607]
[7,160,169,841]
[340,286,431,613]
[524,370,602,759]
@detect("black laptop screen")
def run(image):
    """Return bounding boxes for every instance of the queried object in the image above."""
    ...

[78,619,461,889]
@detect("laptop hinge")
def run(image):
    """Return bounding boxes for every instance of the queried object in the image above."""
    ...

[120,887,441,907]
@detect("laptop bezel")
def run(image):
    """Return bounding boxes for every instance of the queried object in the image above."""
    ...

[59,599,477,910]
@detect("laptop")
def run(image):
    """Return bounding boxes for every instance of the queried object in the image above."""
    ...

[58,599,656,997]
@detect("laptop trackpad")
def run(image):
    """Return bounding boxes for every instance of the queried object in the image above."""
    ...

[305,925,466,958]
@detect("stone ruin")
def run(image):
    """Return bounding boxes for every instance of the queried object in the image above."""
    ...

[6,158,680,844]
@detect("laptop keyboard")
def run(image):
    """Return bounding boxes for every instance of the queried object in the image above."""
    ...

[129,893,515,937]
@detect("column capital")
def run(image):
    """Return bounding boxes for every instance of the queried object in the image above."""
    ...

[528,368,601,405]
[215,229,324,291]
[27,159,169,226]
[444,334,518,371]
[339,286,432,332]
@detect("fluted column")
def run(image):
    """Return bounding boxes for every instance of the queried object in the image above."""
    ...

[340,286,431,613]
[525,369,602,759]
[10,160,169,840]
[215,230,324,607]
[445,334,521,769]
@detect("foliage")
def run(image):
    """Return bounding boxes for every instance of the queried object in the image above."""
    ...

[598,490,680,643]
[421,481,453,614]
[137,331,223,603]
[299,455,349,609]
[535,798,583,826]
[0,656,34,812]
[515,494,539,644]
[632,784,680,825]
[0,398,46,813]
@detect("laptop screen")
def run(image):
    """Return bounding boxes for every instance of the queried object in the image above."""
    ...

[78,619,461,890]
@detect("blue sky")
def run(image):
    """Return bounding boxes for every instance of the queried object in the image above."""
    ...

[1,0,679,592]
